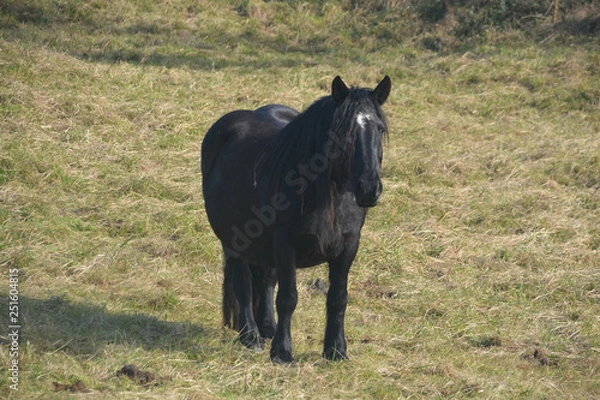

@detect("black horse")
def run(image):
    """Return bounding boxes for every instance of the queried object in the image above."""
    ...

[201,76,391,363]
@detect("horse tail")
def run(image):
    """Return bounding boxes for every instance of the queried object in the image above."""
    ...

[222,257,239,330]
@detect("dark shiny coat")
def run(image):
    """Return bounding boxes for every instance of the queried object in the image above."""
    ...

[201,76,391,363]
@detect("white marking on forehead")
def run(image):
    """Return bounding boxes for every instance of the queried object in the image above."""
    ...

[356,112,372,128]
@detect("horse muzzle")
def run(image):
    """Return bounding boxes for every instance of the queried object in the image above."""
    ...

[355,177,382,208]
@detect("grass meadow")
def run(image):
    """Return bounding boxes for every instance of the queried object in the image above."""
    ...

[1,0,599,398]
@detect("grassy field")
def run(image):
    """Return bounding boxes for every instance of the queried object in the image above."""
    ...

[1,0,599,398]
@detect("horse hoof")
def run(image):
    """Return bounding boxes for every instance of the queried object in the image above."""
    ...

[251,344,264,353]
[259,324,276,339]
[239,332,264,351]
[323,348,349,362]
[271,356,296,366]
[270,351,295,365]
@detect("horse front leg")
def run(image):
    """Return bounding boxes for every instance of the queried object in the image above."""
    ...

[323,234,360,361]
[227,256,264,351]
[270,233,297,364]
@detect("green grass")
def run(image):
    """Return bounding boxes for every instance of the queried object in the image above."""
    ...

[1,0,599,398]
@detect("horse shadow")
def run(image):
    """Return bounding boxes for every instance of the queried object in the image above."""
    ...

[9,295,219,357]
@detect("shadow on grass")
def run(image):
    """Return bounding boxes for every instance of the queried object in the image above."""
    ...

[0,0,330,71]
[3,295,220,357]
[2,0,599,72]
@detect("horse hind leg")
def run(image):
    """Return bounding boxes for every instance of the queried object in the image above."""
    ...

[223,254,264,351]
[251,264,277,339]
[270,233,298,364]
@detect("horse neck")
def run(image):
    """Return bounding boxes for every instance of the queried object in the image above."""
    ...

[262,98,335,180]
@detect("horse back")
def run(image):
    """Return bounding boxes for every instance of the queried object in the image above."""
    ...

[253,105,299,130]
[201,106,298,178]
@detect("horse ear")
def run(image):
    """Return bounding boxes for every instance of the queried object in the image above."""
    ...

[332,76,349,106]
[373,75,391,105]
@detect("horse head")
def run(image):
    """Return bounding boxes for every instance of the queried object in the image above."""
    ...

[331,76,391,207]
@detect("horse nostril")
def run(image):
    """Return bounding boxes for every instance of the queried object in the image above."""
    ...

[355,176,382,207]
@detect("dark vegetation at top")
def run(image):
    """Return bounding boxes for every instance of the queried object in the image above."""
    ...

[2,0,598,42]
[1,0,596,73]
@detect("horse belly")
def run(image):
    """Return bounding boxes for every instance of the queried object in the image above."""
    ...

[293,234,329,268]
[203,152,278,266]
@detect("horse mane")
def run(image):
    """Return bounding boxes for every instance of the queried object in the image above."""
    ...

[259,95,337,197]
[257,87,388,241]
